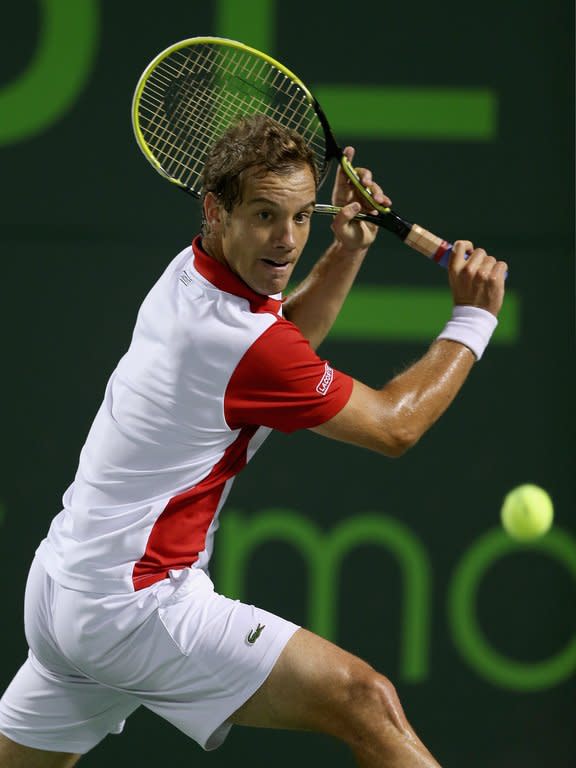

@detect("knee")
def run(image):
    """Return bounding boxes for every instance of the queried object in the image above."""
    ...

[343,664,406,735]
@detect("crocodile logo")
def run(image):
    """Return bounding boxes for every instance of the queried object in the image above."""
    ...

[246,623,266,645]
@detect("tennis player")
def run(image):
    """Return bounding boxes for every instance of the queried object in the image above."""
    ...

[0,115,507,768]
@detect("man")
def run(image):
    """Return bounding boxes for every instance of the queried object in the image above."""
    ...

[0,115,507,767]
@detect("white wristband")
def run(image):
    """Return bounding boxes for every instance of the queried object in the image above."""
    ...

[437,305,498,361]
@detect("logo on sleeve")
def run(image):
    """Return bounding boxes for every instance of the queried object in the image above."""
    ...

[316,363,334,396]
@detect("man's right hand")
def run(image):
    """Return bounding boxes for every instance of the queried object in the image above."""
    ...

[448,240,508,317]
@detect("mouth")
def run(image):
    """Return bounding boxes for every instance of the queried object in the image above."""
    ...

[261,258,291,270]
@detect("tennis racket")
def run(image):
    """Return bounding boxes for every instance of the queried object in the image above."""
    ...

[132,36,455,268]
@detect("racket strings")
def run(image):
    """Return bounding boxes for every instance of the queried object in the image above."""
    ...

[176,63,323,171]
[146,70,219,183]
[137,43,328,193]
[160,48,326,167]
[140,64,203,181]
[169,45,319,139]
[135,47,206,181]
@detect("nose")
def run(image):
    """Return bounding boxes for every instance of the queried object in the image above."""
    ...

[273,220,296,249]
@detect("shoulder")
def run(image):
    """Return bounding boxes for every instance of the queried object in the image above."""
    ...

[225,318,353,433]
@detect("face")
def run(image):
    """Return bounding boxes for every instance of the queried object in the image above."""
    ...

[204,164,317,295]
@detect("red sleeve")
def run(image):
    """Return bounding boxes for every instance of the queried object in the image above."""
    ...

[224,319,353,434]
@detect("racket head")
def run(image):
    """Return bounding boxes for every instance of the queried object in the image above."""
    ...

[132,37,333,198]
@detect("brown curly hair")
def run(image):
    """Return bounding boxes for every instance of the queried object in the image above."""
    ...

[201,114,318,229]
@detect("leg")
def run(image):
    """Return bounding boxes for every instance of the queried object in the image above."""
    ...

[232,628,441,767]
[0,733,80,768]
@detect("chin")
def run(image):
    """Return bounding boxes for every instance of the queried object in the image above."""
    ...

[253,275,290,296]
[269,279,289,296]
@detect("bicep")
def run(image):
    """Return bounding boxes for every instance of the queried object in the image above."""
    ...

[310,379,411,457]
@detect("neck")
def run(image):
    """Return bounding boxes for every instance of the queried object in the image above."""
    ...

[201,234,224,264]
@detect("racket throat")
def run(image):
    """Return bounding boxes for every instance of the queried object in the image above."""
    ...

[383,210,412,240]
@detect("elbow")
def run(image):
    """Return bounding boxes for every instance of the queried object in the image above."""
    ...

[384,435,417,458]
[385,443,409,459]
[376,397,428,457]
[380,423,421,458]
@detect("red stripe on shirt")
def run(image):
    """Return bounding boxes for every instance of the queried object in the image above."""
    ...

[131,425,257,590]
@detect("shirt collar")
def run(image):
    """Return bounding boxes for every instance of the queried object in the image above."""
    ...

[192,236,283,315]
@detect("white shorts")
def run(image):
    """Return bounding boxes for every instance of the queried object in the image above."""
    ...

[0,557,299,754]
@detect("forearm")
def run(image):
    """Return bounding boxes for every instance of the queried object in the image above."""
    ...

[312,241,507,457]
[283,240,368,349]
[312,339,476,457]
[378,339,475,452]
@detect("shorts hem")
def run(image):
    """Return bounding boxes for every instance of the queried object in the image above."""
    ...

[0,726,93,755]
[201,620,301,751]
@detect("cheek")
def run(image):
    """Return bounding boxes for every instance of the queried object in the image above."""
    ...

[223,220,251,252]
[296,225,311,249]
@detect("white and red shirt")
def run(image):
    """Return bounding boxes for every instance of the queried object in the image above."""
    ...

[36,237,353,593]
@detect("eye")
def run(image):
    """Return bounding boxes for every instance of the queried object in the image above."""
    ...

[294,211,312,224]
[257,210,272,221]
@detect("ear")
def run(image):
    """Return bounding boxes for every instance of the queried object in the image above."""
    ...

[203,192,225,233]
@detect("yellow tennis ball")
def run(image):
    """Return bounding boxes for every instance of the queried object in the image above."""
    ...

[501,484,554,541]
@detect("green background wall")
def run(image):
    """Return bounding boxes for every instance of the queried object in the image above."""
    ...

[1,1,574,765]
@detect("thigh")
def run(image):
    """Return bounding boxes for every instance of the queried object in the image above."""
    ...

[230,627,376,735]
[231,630,443,768]
[0,732,80,768]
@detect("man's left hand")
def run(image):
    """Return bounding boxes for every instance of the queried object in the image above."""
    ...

[330,146,392,251]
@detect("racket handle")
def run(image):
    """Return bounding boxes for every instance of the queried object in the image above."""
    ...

[405,223,508,278]
[403,223,453,267]
[315,205,454,267]
[314,205,506,276]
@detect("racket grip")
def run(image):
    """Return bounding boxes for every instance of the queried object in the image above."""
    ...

[404,223,453,268]
[405,223,508,277]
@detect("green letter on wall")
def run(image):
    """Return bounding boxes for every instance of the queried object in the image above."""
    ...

[448,527,576,691]
[216,508,431,682]
[0,0,99,145]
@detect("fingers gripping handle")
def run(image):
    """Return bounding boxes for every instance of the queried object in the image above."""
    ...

[404,224,508,277]
[340,159,453,267]
[341,155,391,215]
